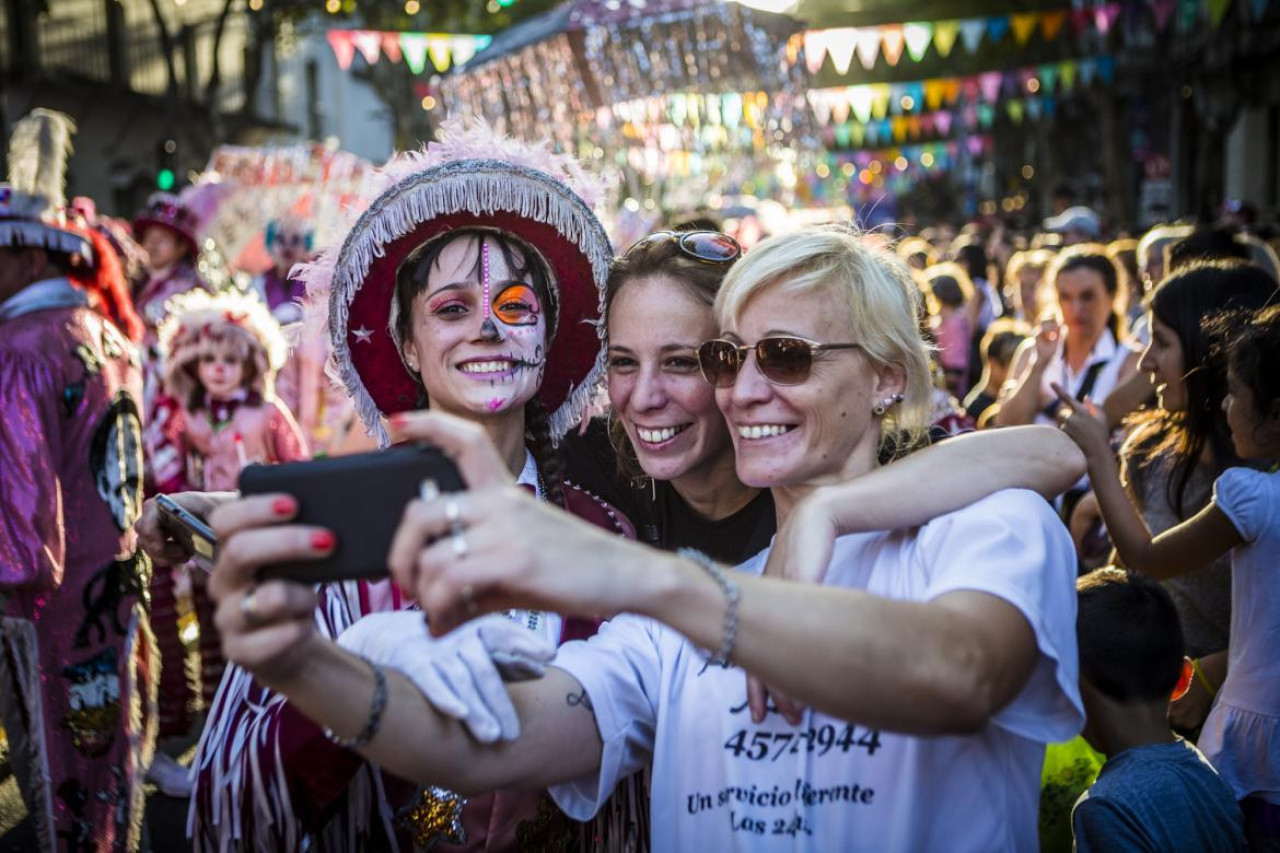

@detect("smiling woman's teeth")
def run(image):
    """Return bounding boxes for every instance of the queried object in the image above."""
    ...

[461,361,514,374]
[638,425,685,443]
[738,424,792,440]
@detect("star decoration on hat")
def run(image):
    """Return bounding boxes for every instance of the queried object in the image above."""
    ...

[351,326,374,344]
[397,786,466,849]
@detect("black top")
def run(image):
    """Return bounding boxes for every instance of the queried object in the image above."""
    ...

[562,419,776,566]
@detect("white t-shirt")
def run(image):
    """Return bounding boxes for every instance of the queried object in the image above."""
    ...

[549,489,1083,851]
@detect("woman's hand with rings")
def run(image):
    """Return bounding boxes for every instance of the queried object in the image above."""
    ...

[206,493,336,689]
[1051,382,1111,469]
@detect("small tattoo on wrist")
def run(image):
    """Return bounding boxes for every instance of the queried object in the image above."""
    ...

[566,689,593,711]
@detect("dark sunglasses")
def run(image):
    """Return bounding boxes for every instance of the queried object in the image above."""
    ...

[697,336,862,388]
[625,230,742,264]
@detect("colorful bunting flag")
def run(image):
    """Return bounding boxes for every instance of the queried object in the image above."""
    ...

[959,18,986,53]
[352,30,383,65]
[1151,0,1177,30]
[976,103,995,129]
[978,71,1003,103]
[923,79,946,111]
[380,32,402,64]
[1058,59,1078,90]
[1010,13,1038,45]
[1095,3,1122,35]
[1207,0,1232,26]
[1026,96,1042,120]
[400,33,429,73]
[880,25,906,67]
[1096,55,1115,84]
[854,27,882,71]
[934,110,953,136]
[1039,63,1058,95]
[327,30,356,70]
[1040,10,1068,41]
[1079,58,1097,86]
[804,30,831,74]
[1250,0,1273,20]
[933,20,960,57]
[831,96,851,125]
[904,22,934,63]
[826,30,858,75]
[871,84,891,120]
[1007,99,1025,124]
[850,86,875,123]
[986,15,1011,43]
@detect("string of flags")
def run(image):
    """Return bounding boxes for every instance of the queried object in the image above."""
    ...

[801,0,1275,74]
[326,30,494,74]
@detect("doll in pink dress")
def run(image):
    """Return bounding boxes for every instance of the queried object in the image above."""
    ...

[145,289,308,760]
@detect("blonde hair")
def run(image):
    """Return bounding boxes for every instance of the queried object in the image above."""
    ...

[715,224,933,454]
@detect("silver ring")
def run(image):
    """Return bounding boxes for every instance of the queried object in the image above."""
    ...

[240,591,262,628]
[419,478,440,501]
[461,584,478,615]
[451,527,469,560]
[444,496,462,526]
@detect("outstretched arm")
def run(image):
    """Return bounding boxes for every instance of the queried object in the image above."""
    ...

[992,328,1056,426]
[1054,387,1241,578]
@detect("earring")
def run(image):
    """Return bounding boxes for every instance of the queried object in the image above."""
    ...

[873,394,902,416]
[873,402,887,416]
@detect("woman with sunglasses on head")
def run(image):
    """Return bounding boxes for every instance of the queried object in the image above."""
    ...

[203,224,1088,850]
[145,122,640,852]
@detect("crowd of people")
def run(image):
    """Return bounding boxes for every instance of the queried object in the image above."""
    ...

[1,105,1278,853]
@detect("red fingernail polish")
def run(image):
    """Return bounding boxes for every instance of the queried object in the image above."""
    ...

[312,531,336,551]
[390,412,407,426]
[273,498,295,516]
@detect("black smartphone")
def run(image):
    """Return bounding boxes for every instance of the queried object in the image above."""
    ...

[155,494,218,571]
[239,443,464,584]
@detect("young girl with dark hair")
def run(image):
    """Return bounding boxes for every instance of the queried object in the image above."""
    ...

[1058,301,1280,850]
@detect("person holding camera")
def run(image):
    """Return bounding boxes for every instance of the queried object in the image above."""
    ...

[204,225,1087,850]
[151,120,634,852]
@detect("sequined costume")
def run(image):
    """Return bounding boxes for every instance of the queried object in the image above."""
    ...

[189,471,633,852]
[0,279,157,852]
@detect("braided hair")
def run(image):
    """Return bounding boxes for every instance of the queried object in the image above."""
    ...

[524,396,566,508]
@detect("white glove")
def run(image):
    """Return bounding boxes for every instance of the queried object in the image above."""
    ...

[336,612,555,743]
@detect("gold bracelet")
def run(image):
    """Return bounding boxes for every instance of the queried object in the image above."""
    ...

[1191,658,1218,699]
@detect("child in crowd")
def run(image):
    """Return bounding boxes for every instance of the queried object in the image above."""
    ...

[963,317,1029,424]
[144,289,308,794]
[1071,568,1245,852]
[922,261,975,397]
[1058,303,1280,850]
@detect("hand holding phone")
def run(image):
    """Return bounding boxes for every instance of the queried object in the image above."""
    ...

[155,494,219,571]
[239,443,464,584]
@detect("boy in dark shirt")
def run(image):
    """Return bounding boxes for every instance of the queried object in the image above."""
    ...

[1072,568,1245,852]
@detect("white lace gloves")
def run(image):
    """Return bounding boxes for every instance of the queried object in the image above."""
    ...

[336,612,555,743]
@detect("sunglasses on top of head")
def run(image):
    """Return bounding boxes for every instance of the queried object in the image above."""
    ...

[624,230,742,264]
[697,336,862,388]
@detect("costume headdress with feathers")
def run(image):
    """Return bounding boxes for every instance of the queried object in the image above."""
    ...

[0,109,93,261]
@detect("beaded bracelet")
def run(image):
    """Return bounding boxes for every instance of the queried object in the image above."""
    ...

[324,655,388,749]
[679,548,740,666]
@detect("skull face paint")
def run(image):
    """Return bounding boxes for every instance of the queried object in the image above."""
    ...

[401,233,548,419]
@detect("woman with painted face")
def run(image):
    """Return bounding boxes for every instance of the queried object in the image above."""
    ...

[158,121,635,852]
[993,245,1142,427]
[201,225,1088,850]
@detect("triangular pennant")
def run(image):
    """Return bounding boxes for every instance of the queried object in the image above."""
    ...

[967,135,986,156]
[903,22,934,62]
[826,29,857,75]
[932,20,960,57]
[854,27,882,70]
[1058,60,1078,90]
[977,103,995,128]
[962,104,978,129]
[880,25,906,67]
[452,36,480,67]
[959,18,986,53]
[831,96,851,125]
[400,33,429,74]
[1095,3,1122,35]
[380,32,402,64]
[1070,8,1092,35]
[986,15,1011,43]
[1025,95,1042,121]
[834,122,853,148]
[1250,0,1273,20]
[923,79,946,111]
[906,115,922,139]
[906,82,925,113]
[427,35,452,72]
[351,30,382,65]
[849,86,875,123]
[870,84,891,120]
[1151,0,1177,30]
[327,30,356,70]
[943,78,962,105]
[1079,58,1097,86]
[864,122,879,147]
[978,71,1003,103]
[1096,55,1115,84]
[1177,0,1200,31]
[808,90,832,126]
[891,116,908,142]
[1039,63,1059,95]
[850,123,866,147]
[1010,12,1038,45]
[1040,10,1068,41]
[1042,96,1057,118]
[888,83,905,115]
[934,110,953,136]
[804,30,830,74]
[920,114,936,135]
[1207,0,1232,26]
